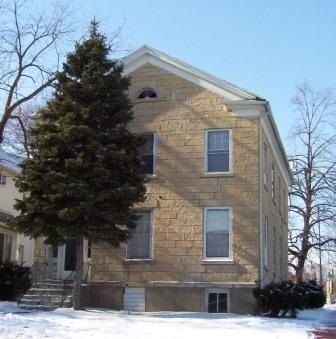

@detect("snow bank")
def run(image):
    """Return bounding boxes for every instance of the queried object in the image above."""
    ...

[1,302,335,339]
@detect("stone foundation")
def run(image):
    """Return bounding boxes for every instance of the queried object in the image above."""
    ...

[81,282,257,314]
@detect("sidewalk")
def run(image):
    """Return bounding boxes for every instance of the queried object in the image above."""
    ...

[309,305,336,339]
[313,328,336,339]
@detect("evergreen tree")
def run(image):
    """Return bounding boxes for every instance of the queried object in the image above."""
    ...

[11,20,146,309]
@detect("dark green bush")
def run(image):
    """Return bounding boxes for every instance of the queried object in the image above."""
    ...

[253,280,326,318]
[0,262,31,300]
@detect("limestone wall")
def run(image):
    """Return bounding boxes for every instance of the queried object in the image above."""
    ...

[90,63,261,285]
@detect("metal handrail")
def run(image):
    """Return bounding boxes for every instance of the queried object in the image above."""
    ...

[83,261,91,283]
[60,270,75,307]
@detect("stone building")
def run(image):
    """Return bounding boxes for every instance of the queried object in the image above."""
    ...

[35,46,292,314]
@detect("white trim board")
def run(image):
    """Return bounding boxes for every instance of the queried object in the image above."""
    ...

[121,45,263,101]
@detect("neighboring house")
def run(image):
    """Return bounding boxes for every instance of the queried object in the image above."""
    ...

[34,46,292,314]
[0,151,34,267]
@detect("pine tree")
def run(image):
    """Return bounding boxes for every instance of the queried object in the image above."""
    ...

[11,20,146,309]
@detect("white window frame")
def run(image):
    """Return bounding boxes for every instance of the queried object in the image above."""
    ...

[271,164,276,200]
[125,209,153,261]
[140,132,157,176]
[205,129,232,174]
[263,143,268,185]
[205,288,230,313]
[203,207,232,261]
[264,215,269,268]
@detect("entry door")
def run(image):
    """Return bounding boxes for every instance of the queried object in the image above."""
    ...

[57,239,76,279]
[64,238,76,276]
[123,288,145,312]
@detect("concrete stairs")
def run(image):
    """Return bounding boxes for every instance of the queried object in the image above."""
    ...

[18,280,73,311]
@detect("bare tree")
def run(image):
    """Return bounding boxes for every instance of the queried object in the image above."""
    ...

[0,0,72,146]
[288,82,336,283]
[2,104,36,157]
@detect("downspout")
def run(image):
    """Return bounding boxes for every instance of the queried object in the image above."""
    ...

[259,110,264,288]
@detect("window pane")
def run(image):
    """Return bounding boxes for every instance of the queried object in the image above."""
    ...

[127,211,151,259]
[140,134,154,155]
[206,232,230,257]
[0,234,4,263]
[207,151,229,172]
[206,209,230,258]
[140,155,154,175]
[207,209,230,232]
[139,134,154,175]
[218,293,228,312]
[208,293,217,313]
[208,131,229,151]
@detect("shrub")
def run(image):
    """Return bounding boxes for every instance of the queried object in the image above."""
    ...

[253,280,326,318]
[0,262,31,300]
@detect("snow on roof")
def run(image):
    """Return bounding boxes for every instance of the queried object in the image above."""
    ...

[0,150,22,173]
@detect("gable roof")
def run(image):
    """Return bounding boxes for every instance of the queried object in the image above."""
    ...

[122,45,265,101]
[121,45,292,185]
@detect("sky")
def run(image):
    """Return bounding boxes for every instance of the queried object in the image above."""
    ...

[40,0,336,150]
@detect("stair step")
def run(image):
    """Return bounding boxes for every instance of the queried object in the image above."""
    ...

[34,283,73,289]
[18,304,59,311]
[19,279,74,311]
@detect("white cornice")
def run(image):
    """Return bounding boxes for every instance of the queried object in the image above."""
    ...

[122,45,264,101]
[224,100,293,186]
[224,100,263,117]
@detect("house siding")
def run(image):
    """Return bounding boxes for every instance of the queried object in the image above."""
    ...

[0,163,35,266]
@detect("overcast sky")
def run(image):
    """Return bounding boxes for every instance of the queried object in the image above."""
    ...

[38,0,336,151]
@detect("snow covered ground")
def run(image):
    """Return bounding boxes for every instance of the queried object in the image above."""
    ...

[0,302,335,339]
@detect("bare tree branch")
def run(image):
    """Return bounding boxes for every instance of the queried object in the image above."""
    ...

[0,0,73,146]
[288,81,336,283]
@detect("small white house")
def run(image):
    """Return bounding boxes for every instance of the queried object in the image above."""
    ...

[0,151,34,267]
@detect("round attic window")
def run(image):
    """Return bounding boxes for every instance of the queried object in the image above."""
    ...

[137,88,158,99]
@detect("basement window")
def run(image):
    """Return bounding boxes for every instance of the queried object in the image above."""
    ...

[206,289,229,313]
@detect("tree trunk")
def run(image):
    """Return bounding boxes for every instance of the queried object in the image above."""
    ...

[73,235,84,310]
[295,250,308,284]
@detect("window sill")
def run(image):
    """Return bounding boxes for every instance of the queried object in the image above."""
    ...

[202,259,234,265]
[201,173,234,178]
[123,259,155,264]
[132,98,166,104]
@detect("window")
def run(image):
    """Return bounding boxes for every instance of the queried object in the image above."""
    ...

[127,211,152,259]
[18,245,24,265]
[278,176,281,213]
[263,143,268,185]
[283,189,288,219]
[0,173,6,185]
[204,208,231,259]
[271,164,275,200]
[0,233,12,263]
[137,88,157,99]
[264,216,269,267]
[139,133,155,175]
[206,289,229,313]
[205,130,231,173]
